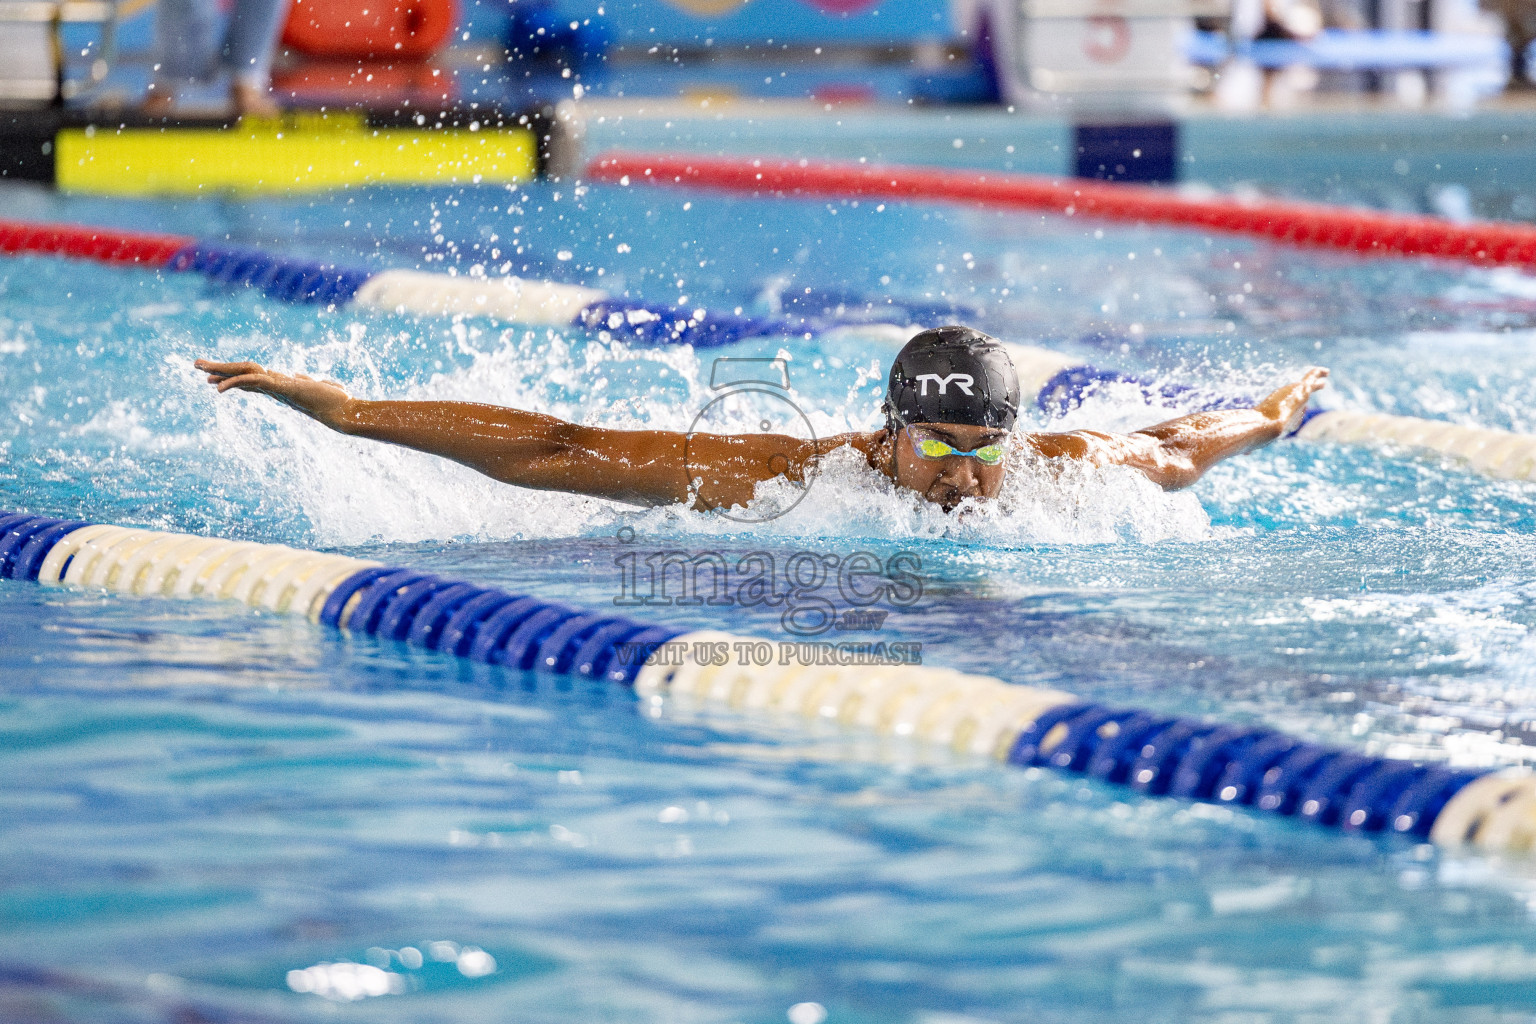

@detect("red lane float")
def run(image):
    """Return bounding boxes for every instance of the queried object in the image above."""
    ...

[0,219,191,265]
[586,152,1536,269]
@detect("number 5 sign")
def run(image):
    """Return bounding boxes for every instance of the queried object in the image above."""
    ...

[1016,0,1228,94]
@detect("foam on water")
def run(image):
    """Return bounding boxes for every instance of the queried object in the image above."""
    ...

[603,444,1209,546]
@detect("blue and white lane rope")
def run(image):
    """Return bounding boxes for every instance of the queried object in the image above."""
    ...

[13,220,1536,481]
[164,242,907,348]
[163,242,1536,484]
[172,239,1536,483]
[0,218,913,348]
[4,509,1532,853]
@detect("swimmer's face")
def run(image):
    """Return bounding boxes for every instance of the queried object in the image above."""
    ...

[892,422,1009,513]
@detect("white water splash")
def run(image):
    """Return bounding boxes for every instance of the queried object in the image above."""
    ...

[74,400,197,452]
[199,328,1212,548]
[1444,266,1536,302]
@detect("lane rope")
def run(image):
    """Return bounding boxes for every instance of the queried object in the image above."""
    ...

[1,508,1527,851]
[585,152,1536,270]
[0,218,911,348]
[0,221,190,265]
[7,219,1536,481]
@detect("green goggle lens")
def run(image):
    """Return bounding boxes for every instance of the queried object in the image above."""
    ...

[972,444,1005,465]
[911,435,1006,465]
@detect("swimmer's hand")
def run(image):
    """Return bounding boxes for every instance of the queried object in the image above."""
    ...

[1255,366,1329,434]
[195,359,352,428]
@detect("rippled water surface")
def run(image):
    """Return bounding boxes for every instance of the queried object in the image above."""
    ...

[6,130,1536,1022]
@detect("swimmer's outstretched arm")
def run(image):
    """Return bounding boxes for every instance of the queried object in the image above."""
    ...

[1025,367,1329,490]
[194,359,836,509]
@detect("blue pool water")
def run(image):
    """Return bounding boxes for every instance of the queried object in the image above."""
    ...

[7,127,1536,1021]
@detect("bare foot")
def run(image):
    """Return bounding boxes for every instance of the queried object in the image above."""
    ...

[231,81,281,118]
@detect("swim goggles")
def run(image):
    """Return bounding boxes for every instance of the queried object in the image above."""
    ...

[904,425,1007,465]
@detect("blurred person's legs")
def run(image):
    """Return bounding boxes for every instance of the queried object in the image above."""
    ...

[223,0,290,114]
[1477,0,1533,86]
[145,0,219,111]
[145,0,289,115]
[1320,0,1369,29]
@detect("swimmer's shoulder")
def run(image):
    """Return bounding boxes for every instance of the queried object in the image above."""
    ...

[816,430,890,474]
[722,430,879,459]
[828,430,884,455]
[1020,430,1095,461]
[1022,429,1161,465]
[709,429,884,474]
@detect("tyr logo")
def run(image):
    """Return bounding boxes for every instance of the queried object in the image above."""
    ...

[914,372,975,397]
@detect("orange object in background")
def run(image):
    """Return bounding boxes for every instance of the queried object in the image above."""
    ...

[281,0,456,59]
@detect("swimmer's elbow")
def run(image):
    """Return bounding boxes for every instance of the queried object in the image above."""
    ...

[1147,451,1201,490]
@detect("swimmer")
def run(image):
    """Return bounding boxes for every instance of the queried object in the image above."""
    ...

[195,326,1327,513]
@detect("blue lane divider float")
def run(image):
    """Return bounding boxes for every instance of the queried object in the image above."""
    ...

[166,244,376,307]
[0,512,683,684]
[1027,356,1324,435]
[5,508,1531,852]
[171,239,877,346]
[1005,701,1483,837]
[0,218,920,348]
[168,237,934,347]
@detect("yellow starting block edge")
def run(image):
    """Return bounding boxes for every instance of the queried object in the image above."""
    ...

[54,124,538,195]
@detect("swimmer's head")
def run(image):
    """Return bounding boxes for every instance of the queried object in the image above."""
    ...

[883,326,1020,512]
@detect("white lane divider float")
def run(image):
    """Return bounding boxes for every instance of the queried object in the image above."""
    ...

[35,523,380,619]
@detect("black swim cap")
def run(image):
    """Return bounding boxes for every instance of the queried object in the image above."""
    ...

[884,326,1020,431]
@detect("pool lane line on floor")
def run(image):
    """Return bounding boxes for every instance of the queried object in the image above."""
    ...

[7,217,1536,483]
[586,152,1536,272]
[2,509,1532,854]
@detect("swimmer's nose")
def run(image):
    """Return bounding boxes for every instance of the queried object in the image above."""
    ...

[938,457,983,494]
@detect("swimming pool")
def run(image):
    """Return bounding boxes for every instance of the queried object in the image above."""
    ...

[7,118,1536,1021]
